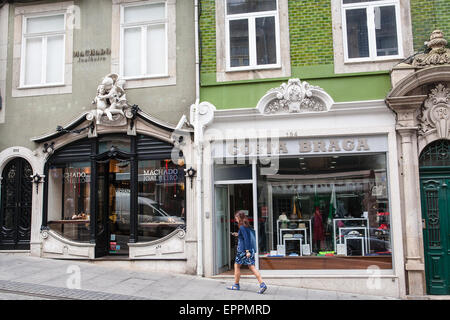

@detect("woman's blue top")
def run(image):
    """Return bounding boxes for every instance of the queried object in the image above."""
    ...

[237,225,253,253]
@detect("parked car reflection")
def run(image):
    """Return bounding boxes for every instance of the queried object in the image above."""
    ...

[114,192,185,241]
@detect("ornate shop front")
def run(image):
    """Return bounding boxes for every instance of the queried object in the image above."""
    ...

[29,74,196,273]
[194,78,406,297]
[386,30,450,296]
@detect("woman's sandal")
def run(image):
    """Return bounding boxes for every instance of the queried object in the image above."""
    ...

[227,283,240,291]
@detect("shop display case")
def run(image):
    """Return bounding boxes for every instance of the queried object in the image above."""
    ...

[333,217,369,255]
[276,219,311,255]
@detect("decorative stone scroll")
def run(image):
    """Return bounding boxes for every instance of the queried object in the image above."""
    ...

[419,83,450,138]
[259,79,331,115]
[410,30,450,67]
[87,73,133,126]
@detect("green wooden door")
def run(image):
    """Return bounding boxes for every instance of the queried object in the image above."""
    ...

[420,176,450,295]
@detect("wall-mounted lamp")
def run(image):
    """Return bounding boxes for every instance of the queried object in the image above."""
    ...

[184,167,196,189]
[31,173,44,193]
[43,142,55,155]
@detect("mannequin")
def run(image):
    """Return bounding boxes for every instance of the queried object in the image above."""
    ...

[312,206,325,251]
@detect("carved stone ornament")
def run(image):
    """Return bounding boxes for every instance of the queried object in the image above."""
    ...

[411,30,450,67]
[87,73,133,126]
[419,83,450,138]
[263,79,327,114]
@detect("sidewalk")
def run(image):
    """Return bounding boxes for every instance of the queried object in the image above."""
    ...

[0,254,397,300]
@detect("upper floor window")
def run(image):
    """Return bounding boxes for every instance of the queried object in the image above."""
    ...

[225,0,280,71]
[342,0,402,62]
[21,14,65,87]
[120,2,168,79]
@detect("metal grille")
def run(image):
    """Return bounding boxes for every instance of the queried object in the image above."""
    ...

[137,135,174,159]
[50,139,92,163]
[425,189,441,247]
[419,139,450,167]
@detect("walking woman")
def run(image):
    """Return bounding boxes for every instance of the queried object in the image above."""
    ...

[227,210,267,294]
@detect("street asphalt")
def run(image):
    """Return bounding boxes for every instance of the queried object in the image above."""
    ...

[0,254,397,300]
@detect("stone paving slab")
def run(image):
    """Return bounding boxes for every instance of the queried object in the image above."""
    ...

[0,279,149,300]
[0,254,398,300]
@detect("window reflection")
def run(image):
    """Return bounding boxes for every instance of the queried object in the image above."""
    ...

[257,154,392,270]
[138,159,185,242]
[47,162,91,242]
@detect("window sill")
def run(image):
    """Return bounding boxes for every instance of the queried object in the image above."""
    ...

[344,56,404,65]
[225,64,281,73]
[123,74,170,81]
[18,83,66,90]
[122,75,176,89]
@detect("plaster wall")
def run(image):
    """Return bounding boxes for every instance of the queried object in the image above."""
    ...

[0,0,195,151]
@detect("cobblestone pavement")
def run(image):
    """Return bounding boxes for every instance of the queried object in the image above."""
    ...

[0,254,398,300]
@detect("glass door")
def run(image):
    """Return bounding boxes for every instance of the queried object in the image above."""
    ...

[108,159,131,255]
[214,185,229,274]
[96,159,131,257]
[214,183,255,274]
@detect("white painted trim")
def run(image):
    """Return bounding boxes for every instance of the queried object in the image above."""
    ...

[0,3,9,124]
[215,0,290,82]
[12,1,74,97]
[112,0,176,88]
[331,0,413,74]
[224,4,280,72]
[341,0,403,62]
[0,146,45,258]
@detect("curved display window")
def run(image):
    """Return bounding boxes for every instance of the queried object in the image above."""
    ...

[138,160,185,242]
[47,162,91,242]
[43,134,186,256]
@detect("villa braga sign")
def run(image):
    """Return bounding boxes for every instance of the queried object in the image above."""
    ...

[212,136,388,158]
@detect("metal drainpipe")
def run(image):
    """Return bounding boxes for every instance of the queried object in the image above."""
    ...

[194,0,204,277]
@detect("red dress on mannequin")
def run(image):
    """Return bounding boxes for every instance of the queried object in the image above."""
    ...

[313,207,325,242]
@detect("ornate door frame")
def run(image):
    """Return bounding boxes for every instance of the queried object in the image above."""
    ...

[0,157,33,250]
[386,63,450,296]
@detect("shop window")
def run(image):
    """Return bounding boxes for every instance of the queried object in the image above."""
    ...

[44,134,186,246]
[137,159,185,242]
[342,0,402,62]
[47,162,91,242]
[225,0,280,70]
[120,2,168,79]
[257,154,392,270]
[20,14,65,87]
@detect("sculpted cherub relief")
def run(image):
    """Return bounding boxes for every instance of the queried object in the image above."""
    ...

[91,73,128,124]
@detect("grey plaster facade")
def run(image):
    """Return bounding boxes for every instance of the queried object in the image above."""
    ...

[0,0,196,151]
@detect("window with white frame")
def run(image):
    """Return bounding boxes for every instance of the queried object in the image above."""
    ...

[120,2,168,79]
[225,0,280,71]
[21,14,65,87]
[342,0,402,62]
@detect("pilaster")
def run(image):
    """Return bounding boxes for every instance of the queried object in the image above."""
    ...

[386,95,427,296]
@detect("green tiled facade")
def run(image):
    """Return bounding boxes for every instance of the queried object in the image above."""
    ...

[411,0,450,52]
[199,0,334,74]
[198,0,450,109]
[288,0,334,67]
[199,0,217,74]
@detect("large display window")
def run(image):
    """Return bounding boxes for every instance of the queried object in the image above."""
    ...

[257,153,392,270]
[43,134,186,254]
[137,159,185,242]
[47,162,91,242]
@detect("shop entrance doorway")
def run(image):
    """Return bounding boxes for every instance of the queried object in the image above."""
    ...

[96,159,131,257]
[214,183,254,274]
[0,158,33,250]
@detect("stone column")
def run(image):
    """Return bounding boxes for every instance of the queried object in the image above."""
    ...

[386,95,427,296]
